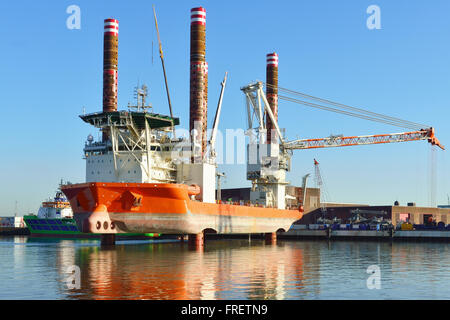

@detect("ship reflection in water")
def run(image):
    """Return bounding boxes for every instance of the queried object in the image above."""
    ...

[64,240,317,300]
[3,237,450,299]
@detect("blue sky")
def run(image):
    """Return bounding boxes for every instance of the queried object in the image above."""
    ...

[0,0,449,215]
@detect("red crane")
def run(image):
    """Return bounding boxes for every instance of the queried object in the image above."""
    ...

[284,128,444,150]
[262,83,445,151]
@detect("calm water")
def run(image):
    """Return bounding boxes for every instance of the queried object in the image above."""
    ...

[1,236,449,300]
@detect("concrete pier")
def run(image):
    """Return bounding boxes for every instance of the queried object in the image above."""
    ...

[0,227,29,236]
[264,232,277,244]
[188,232,204,248]
[282,226,450,242]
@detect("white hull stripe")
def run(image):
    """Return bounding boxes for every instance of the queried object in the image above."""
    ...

[104,212,297,234]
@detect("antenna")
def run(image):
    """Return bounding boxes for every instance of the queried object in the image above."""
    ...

[130,83,152,112]
[152,5,175,137]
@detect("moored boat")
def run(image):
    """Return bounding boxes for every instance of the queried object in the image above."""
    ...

[24,189,160,239]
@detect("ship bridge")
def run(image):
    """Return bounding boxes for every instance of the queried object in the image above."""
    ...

[82,110,181,184]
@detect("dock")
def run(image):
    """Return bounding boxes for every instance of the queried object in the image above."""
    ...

[0,227,29,236]
[282,225,450,242]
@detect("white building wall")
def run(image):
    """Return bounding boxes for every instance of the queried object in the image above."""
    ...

[86,153,146,183]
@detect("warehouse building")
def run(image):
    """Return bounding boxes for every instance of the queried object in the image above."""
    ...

[296,203,450,227]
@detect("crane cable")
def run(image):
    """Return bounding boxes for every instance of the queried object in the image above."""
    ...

[279,95,421,130]
[266,82,428,129]
[264,83,429,130]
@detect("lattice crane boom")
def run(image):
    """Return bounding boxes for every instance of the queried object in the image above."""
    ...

[284,128,444,151]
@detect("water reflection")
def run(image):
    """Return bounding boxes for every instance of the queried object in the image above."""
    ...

[62,240,315,300]
[2,237,450,299]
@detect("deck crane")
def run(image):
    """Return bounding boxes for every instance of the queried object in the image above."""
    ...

[240,81,444,210]
[284,128,443,151]
[153,5,175,137]
[300,173,310,211]
[313,159,328,213]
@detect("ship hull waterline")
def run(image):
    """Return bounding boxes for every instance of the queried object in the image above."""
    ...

[61,182,303,235]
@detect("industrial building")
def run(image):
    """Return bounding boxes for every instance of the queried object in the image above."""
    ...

[221,185,450,228]
[296,203,450,227]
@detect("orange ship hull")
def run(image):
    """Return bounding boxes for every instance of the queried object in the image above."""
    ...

[61,182,302,235]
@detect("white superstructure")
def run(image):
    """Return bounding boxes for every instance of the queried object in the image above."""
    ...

[242,82,292,210]
[37,191,73,219]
